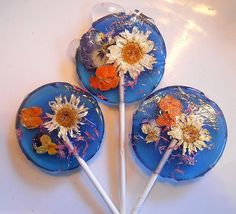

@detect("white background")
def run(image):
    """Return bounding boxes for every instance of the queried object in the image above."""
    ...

[0,0,236,213]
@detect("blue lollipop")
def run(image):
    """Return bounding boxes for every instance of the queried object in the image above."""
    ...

[131,86,227,213]
[75,7,166,213]
[76,11,166,104]
[16,82,119,214]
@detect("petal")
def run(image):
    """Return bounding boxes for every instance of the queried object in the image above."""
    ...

[153,126,161,135]
[90,76,100,89]
[96,65,117,78]
[48,148,58,155]
[193,141,204,151]
[187,143,194,154]
[40,134,52,144]
[35,146,48,154]
[158,96,183,120]
[168,126,183,140]
[182,142,188,155]
[139,54,156,70]
[141,123,152,134]
[132,26,139,34]
[120,29,133,40]
[99,81,113,91]
[145,133,158,143]
[90,49,108,68]
[107,45,122,59]
[115,36,127,47]
[156,113,175,127]
[129,68,140,79]
[140,40,155,53]
[110,76,120,89]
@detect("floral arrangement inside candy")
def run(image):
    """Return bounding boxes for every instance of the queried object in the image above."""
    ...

[79,25,157,91]
[17,94,89,158]
[141,95,212,157]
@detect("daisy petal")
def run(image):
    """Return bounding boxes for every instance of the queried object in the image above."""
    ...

[106,27,156,79]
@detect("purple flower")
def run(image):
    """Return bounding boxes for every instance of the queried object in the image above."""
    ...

[78,28,114,70]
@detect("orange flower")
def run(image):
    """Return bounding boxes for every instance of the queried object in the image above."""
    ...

[156,96,183,127]
[20,107,43,129]
[158,95,183,119]
[156,113,175,127]
[90,65,120,91]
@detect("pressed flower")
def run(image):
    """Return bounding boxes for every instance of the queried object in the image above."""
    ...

[156,113,175,127]
[90,65,120,91]
[33,134,58,155]
[141,120,161,143]
[156,96,183,127]
[168,114,211,155]
[159,95,183,119]
[106,27,156,79]
[20,107,43,129]
[43,94,88,139]
[79,29,114,69]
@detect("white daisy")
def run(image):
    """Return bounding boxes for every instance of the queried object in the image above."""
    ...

[106,26,156,79]
[44,94,88,140]
[168,113,211,155]
[141,120,161,143]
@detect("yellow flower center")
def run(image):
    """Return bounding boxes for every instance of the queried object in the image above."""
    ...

[56,106,78,128]
[121,42,143,64]
[183,125,200,144]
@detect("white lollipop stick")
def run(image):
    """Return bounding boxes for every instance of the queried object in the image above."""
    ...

[132,139,177,214]
[119,75,126,214]
[64,136,119,214]
[90,3,126,213]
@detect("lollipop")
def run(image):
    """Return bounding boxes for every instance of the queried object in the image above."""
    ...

[75,8,166,213]
[131,86,227,213]
[15,82,119,214]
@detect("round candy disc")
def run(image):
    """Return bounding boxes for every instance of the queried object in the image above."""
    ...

[76,12,166,104]
[131,86,227,180]
[16,82,104,172]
